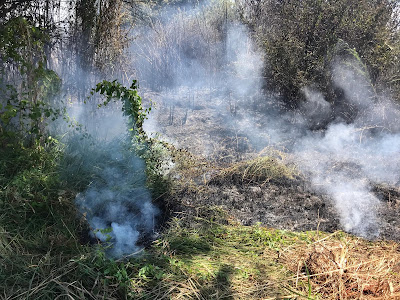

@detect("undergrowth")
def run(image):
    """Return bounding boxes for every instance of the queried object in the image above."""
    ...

[2,140,400,299]
[0,141,87,298]
[0,141,305,299]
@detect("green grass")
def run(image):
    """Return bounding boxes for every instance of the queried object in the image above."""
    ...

[0,142,309,299]
[0,140,311,299]
[113,209,314,299]
[2,140,399,299]
[0,141,86,297]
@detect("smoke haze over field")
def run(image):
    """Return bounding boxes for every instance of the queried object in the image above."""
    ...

[293,58,400,236]
[59,0,400,258]
[132,1,400,238]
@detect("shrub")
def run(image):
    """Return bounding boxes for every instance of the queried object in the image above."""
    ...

[0,17,63,145]
[238,0,400,106]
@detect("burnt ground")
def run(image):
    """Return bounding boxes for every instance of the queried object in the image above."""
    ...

[171,178,400,241]
[174,179,341,233]
[144,87,400,242]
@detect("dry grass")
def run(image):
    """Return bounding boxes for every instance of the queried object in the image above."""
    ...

[3,136,400,299]
[280,232,400,299]
[139,213,400,299]
[164,144,298,203]
[164,143,218,192]
[215,149,298,186]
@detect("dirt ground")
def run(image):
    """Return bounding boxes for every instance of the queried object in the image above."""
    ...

[145,87,400,242]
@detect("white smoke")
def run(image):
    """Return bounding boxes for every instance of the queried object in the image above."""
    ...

[126,1,400,239]
[61,101,159,258]
[291,58,400,237]
[294,122,381,236]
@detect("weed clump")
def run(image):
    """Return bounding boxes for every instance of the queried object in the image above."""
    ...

[215,152,298,186]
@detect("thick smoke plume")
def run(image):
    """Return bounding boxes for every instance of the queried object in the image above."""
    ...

[293,56,400,237]
[62,102,159,258]
[74,142,159,258]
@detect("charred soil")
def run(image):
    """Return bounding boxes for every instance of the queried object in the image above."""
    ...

[147,88,400,242]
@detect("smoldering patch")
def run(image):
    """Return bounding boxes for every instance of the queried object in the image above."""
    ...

[74,142,159,258]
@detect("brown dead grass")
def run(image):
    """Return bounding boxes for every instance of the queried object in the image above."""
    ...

[217,154,297,186]
[280,232,400,299]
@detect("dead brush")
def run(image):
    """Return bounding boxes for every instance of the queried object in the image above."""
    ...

[214,149,298,186]
[166,145,298,190]
[164,143,216,191]
[280,233,400,299]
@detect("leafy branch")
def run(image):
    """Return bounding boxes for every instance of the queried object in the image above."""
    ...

[91,79,152,137]
[0,17,63,144]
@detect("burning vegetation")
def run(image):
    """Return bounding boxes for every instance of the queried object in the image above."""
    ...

[1,0,400,298]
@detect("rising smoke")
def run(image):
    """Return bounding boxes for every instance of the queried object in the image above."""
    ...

[74,141,159,258]
[60,100,159,258]
[293,55,400,237]
[132,1,400,239]
[60,0,400,257]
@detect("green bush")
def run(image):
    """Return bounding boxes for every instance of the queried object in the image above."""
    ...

[0,17,63,145]
[238,0,400,106]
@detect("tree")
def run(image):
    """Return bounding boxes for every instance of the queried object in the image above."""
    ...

[0,17,62,144]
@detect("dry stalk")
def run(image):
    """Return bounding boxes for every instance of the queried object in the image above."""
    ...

[281,236,400,299]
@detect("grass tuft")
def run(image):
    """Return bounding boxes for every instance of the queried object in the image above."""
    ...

[215,151,298,186]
